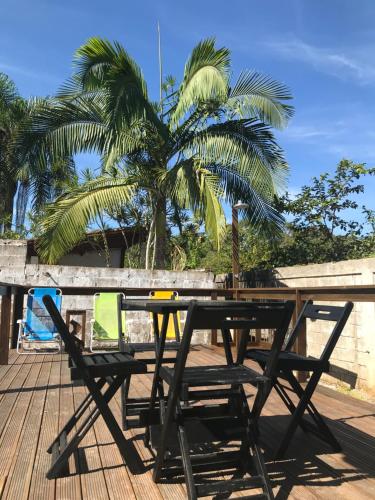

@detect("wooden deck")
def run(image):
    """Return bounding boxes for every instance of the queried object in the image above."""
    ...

[0,347,374,500]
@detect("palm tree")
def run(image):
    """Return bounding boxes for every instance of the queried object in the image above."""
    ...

[0,73,29,232]
[28,37,293,268]
[0,73,76,234]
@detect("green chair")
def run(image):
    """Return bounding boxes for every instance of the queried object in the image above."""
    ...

[89,293,125,352]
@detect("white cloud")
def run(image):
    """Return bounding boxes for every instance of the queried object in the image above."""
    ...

[284,124,331,140]
[264,37,375,85]
[281,121,347,142]
[0,62,59,83]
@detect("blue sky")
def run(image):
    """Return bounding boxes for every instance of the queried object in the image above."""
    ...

[2,0,375,218]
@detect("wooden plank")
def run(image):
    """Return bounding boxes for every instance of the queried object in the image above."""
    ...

[91,398,137,499]
[28,354,63,499]
[0,287,11,364]
[75,387,110,499]
[55,353,82,500]
[2,356,52,499]
[0,355,37,443]
[258,390,375,499]
[0,348,373,499]
[0,356,44,496]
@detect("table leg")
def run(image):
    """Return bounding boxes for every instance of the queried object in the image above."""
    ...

[149,311,169,410]
[146,311,170,439]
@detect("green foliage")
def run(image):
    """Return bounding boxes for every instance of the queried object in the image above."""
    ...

[274,159,375,265]
[171,221,274,274]
[25,37,293,267]
[0,72,76,234]
[172,159,375,272]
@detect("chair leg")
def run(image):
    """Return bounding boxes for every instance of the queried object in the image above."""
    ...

[275,371,326,459]
[47,403,102,478]
[284,371,341,452]
[273,381,309,433]
[47,375,143,478]
[47,391,95,453]
[16,329,22,354]
[177,419,198,500]
[86,375,144,474]
[121,375,131,430]
[241,386,274,500]
[248,428,274,500]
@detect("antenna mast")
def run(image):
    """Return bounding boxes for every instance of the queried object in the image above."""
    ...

[158,21,163,116]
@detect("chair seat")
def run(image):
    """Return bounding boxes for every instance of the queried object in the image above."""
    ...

[246,349,329,372]
[122,341,180,353]
[160,364,268,387]
[70,352,147,380]
[24,332,59,341]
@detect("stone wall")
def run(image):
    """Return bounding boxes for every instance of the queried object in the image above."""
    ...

[0,240,215,345]
[275,258,375,391]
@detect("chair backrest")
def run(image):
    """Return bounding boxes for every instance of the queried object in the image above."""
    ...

[93,293,124,341]
[25,288,62,341]
[158,300,295,441]
[285,300,354,362]
[170,300,295,405]
[43,295,85,370]
[150,290,181,341]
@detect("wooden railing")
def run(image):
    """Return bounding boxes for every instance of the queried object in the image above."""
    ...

[1,282,375,366]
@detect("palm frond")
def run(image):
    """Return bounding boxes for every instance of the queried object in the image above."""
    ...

[0,73,19,108]
[25,95,108,160]
[36,176,136,263]
[102,119,163,171]
[180,120,287,231]
[170,38,230,126]
[227,70,293,128]
[65,37,162,130]
[186,119,288,194]
[164,161,225,248]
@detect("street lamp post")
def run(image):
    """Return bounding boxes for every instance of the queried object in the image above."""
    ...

[232,201,249,289]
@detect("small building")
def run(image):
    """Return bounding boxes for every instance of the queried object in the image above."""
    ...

[26,227,144,268]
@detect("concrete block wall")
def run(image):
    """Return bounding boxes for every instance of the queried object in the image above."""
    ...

[0,240,28,283]
[23,264,215,344]
[0,241,215,346]
[275,258,375,391]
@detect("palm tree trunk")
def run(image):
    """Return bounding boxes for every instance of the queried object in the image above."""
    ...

[1,182,17,233]
[153,194,167,269]
[145,209,157,270]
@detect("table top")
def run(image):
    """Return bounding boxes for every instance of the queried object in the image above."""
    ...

[121,298,278,314]
[121,299,191,313]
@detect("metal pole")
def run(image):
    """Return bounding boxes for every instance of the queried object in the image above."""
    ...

[232,206,239,289]
[0,286,11,364]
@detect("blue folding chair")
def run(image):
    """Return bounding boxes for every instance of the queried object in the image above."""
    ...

[17,288,63,354]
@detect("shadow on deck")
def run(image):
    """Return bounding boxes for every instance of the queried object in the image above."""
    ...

[0,347,374,499]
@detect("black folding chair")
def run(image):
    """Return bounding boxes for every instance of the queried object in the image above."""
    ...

[42,295,147,479]
[247,300,353,458]
[147,300,295,500]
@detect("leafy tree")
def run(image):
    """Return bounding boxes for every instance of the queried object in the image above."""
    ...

[26,37,293,268]
[0,72,76,235]
[172,220,274,274]
[0,73,30,233]
[273,159,375,265]
[173,159,375,272]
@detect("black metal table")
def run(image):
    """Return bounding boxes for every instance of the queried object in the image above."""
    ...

[120,299,191,429]
[119,299,242,430]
